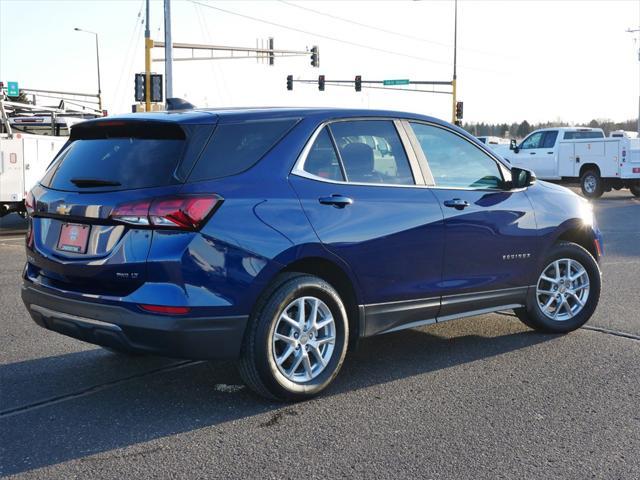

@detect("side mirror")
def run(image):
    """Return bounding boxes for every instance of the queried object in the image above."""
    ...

[511,167,536,188]
[509,139,519,153]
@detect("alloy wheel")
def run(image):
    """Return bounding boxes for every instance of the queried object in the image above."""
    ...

[536,258,590,321]
[583,175,597,194]
[271,296,336,383]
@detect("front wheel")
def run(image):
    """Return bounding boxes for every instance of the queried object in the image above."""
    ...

[515,242,601,333]
[238,273,349,401]
[630,185,640,198]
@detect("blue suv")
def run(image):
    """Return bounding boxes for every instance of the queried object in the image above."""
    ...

[22,108,603,401]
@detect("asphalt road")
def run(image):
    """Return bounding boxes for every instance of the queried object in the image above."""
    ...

[1,189,639,479]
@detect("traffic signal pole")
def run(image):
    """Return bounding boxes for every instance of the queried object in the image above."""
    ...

[144,0,152,112]
[451,0,458,124]
[164,0,173,100]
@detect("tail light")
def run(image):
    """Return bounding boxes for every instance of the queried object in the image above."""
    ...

[25,191,35,216]
[110,195,222,230]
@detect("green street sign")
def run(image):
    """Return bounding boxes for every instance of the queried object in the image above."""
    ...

[383,79,410,86]
[7,81,19,96]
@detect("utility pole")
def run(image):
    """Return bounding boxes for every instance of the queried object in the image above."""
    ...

[74,28,102,112]
[164,0,173,101]
[144,0,152,112]
[451,0,458,124]
[627,27,640,135]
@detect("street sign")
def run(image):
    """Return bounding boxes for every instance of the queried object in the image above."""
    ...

[7,81,19,96]
[383,79,410,86]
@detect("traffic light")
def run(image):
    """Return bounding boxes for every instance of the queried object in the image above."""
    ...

[355,75,362,92]
[150,74,163,103]
[287,75,293,91]
[134,73,146,102]
[318,75,325,91]
[310,46,319,68]
[455,101,463,120]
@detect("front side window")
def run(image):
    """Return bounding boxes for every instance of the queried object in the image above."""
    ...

[520,132,544,149]
[328,120,414,185]
[410,122,504,190]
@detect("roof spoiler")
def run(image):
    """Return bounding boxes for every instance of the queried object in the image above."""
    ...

[166,98,196,111]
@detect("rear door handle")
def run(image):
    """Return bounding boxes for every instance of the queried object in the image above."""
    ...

[319,195,353,208]
[529,152,536,155]
[443,198,470,210]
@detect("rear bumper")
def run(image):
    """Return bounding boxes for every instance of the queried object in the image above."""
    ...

[21,283,248,360]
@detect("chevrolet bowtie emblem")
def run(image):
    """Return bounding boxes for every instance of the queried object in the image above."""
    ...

[56,204,72,215]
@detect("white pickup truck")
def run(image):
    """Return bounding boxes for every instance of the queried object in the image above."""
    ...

[495,127,640,198]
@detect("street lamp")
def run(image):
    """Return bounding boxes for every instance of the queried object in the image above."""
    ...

[74,27,102,112]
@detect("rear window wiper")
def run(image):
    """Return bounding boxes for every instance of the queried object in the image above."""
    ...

[70,178,122,188]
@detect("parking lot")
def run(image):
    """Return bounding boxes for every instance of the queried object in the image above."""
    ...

[1,188,639,479]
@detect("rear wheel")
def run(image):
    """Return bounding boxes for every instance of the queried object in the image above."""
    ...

[630,185,640,197]
[238,274,349,401]
[515,242,601,333]
[580,169,604,198]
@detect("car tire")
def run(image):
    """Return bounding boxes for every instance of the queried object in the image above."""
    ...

[580,169,604,199]
[238,273,349,401]
[515,242,601,333]
[630,185,640,198]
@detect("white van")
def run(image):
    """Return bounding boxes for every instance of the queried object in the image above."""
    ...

[499,127,640,198]
[0,133,68,216]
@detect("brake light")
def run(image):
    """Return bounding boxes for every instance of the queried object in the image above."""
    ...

[139,304,190,315]
[110,195,222,230]
[633,167,640,174]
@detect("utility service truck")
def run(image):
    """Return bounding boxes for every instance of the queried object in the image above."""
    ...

[495,127,640,198]
[0,88,101,217]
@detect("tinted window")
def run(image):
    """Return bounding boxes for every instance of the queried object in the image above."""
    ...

[563,131,604,140]
[520,132,544,149]
[328,120,414,185]
[410,123,503,190]
[542,130,558,148]
[45,137,185,191]
[303,128,344,181]
[189,119,298,181]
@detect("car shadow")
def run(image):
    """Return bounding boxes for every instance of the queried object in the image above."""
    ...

[1,317,556,475]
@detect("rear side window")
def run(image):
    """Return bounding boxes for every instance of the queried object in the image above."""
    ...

[43,122,187,191]
[328,120,414,185]
[304,128,344,181]
[542,131,558,148]
[188,119,298,181]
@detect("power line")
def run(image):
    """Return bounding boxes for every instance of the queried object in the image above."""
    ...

[279,0,451,48]
[278,0,514,59]
[187,0,451,66]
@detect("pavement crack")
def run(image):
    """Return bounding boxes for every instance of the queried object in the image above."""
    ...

[0,360,200,419]
[582,325,640,342]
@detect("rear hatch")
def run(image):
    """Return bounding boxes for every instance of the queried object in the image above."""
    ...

[26,117,216,297]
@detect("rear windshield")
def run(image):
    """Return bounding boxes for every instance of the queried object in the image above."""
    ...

[42,122,187,191]
[187,119,298,181]
[563,131,604,140]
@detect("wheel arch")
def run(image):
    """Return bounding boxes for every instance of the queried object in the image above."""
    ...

[579,163,600,178]
[279,256,363,349]
[554,224,599,261]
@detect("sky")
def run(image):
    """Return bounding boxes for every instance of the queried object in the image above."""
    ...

[0,0,639,125]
